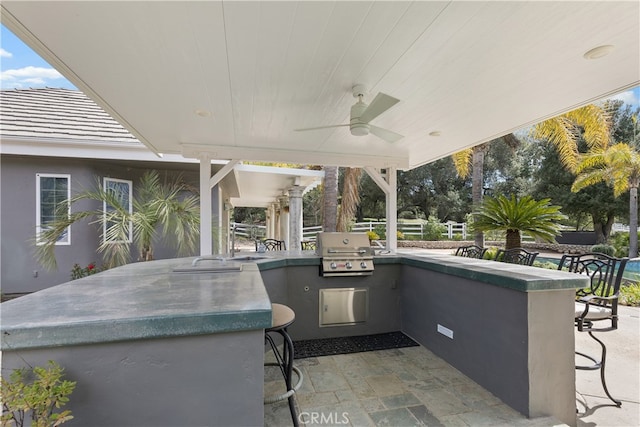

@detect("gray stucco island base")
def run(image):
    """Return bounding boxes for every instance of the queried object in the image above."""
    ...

[0,253,586,426]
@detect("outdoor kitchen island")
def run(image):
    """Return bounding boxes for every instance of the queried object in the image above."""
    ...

[1,252,587,426]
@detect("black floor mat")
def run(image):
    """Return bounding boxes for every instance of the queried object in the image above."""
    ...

[293,331,419,359]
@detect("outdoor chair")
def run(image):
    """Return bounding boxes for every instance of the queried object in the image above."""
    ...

[300,240,316,251]
[494,247,539,265]
[256,238,285,251]
[454,245,487,259]
[557,252,629,407]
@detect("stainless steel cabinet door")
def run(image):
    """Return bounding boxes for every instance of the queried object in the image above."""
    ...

[319,288,368,326]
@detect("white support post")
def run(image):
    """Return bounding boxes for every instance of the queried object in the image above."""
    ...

[386,166,397,252]
[364,166,398,252]
[199,156,212,256]
[288,186,304,252]
[199,158,240,256]
[278,195,289,247]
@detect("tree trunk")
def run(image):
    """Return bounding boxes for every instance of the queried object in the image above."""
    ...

[337,167,362,232]
[592,214,615,244]
[322,166,339,232]
[630,185,638,257]
[472,145,486,247]
[593,222,606,244]
[505,229,521,250]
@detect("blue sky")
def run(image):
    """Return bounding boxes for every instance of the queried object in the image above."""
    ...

[0,25,76,90]
[1,23,639,109]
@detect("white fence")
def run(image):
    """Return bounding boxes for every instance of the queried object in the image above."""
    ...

[232,221,468,240]
[233,221,633,241]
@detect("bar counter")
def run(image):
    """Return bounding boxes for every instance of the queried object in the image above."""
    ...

[1,252,586,426]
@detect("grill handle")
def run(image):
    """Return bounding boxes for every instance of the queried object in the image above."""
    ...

[327,248,369,255]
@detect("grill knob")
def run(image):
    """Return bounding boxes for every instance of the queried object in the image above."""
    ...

[345,261,353,269]
[360,261,367,269]
[330,262,337,269]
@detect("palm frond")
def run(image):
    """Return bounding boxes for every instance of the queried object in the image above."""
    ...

[452,149,472,178]
[572,143,640,198]
[566,104,612,151]
[472,194,566,244]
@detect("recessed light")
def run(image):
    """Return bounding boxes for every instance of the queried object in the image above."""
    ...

[583,45,614,60]
[195,109,212,118]
[429,131,441,137]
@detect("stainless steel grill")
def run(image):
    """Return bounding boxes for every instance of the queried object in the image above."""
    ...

[316,232,374,276]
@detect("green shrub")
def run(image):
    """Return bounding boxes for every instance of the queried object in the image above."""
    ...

[483,247,499,260]
[533,260,559,270]
[373,225,386,240]
[610,231,640,257]
[421,217,446,241]
[620,281,640,306]
[70,262,103,280]
[366,230,380,241]
[1,360,76,427]
[590,244,616,256]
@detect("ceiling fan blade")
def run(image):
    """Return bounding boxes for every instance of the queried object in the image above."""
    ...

[359,92,400,123]
[294,124,349,132]
[369,125,404,143]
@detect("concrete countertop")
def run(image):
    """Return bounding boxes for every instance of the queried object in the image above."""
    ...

[1,251,585,351]
[252,250,586,292]
[380,253,588,292]
[1,257,272,350]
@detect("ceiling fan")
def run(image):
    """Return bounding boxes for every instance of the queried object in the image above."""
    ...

[294,84,403,143]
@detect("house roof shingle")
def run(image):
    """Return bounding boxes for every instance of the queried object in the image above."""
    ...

[0,88,140,145]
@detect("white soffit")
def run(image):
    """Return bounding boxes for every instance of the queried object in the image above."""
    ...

[2,1,638,170]
[230,164,324,208]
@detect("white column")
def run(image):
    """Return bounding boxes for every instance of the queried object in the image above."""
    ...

[278,195,289,248]
[364,166,398,252]
[288,186,304,252]
[386,166,398,252]
[199,156,212,256]
[273,201,281,240]
[268,203,277,239]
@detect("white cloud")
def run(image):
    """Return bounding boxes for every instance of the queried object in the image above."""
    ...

[0,66,64,89]
[607,90,639,107]
[0,48,13,58]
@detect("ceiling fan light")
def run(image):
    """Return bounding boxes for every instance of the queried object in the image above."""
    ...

[350,123,370,136]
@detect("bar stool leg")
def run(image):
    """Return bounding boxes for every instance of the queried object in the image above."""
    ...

[265,330,299,426]
[281,327,298,426]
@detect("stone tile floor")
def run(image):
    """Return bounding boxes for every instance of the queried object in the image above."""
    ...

[264,345,564,427]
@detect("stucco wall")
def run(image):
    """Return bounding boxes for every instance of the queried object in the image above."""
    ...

[0,155,208,294]
[1,330,265,426]
[400,264,576,425]
[262,264,402,341]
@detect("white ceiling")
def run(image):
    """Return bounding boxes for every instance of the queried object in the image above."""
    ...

[2,1,639,170]
[230,164,323,208]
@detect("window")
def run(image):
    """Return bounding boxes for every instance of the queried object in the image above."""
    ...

[103,177,133,243]
[36,173,71,245]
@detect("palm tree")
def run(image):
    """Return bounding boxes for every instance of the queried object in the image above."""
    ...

[472,194,566,250]
[452,134,520,247]
[322,166,339,232]
[572,143,640,257]
[532,103,613,172]
[337,167,362,232]
[35,170,200,270]
[453,143,489,247]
